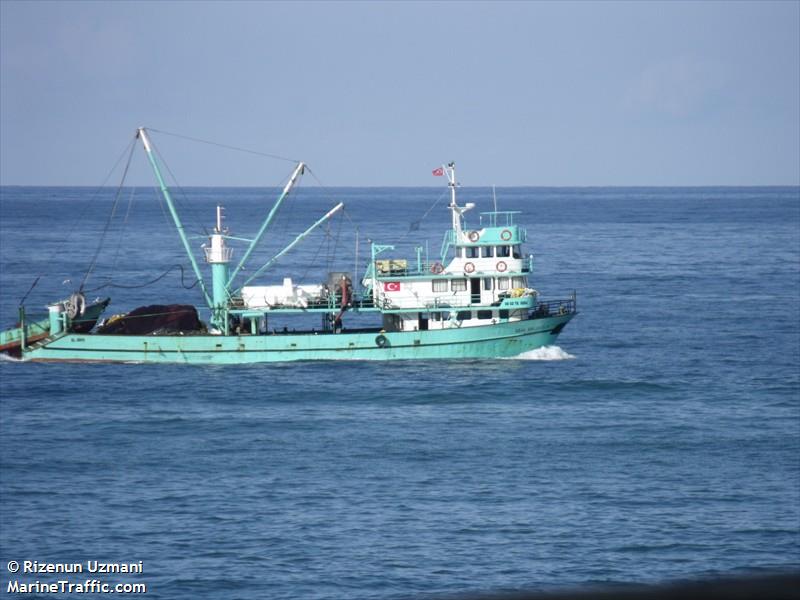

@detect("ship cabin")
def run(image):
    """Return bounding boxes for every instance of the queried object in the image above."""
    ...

[363,210,539,333]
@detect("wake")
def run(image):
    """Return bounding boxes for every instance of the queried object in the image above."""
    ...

[504,345,576,361]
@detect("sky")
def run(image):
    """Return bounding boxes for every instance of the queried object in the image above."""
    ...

[1,0,798,187]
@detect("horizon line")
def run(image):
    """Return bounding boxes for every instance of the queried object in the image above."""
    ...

[1,183,799,190]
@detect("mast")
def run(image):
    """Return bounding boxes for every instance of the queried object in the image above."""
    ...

[137,128,213,309]
[205,205,233,328]
[444,162,474,240]
[446,162,459,232]
[236,202,345,291]
[226,161,305,287]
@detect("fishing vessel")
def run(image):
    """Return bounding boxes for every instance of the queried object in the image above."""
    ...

[1,128,576,363]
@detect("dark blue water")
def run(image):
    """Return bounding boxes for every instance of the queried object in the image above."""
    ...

[1,185,798,599]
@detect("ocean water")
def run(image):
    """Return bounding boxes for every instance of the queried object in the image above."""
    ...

[1,185,798,599]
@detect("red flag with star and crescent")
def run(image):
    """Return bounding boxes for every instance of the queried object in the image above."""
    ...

[432,167,444,176]
[383,282,401,292]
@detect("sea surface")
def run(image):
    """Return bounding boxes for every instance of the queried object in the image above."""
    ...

[1,185,798,599]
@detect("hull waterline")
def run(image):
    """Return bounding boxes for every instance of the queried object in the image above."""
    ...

[21,314,573,364]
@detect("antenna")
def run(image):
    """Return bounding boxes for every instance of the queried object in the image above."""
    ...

[492,185,498,212]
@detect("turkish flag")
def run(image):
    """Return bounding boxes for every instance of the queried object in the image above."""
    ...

[432,167,444,176]
[383,282,401,292]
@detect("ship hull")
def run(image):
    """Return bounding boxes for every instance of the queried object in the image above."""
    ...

[20,314,574,364]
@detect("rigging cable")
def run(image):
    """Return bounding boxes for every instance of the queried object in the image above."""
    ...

[326,210,345,274]
[110,186,137,272]
[306,167,363,275]
[79,139,137,291]
[229,173,299,286]
[151,181,172,226]
[23,137,137,303]
[147,127,299,164]
[297,223,333,283]
[144,130,301,289]
[149,134,209,237]
[306,169,369,238]
[306,166,372,281]
[399,187,449,241]
[82,264,200,293]
[18,277,40,307]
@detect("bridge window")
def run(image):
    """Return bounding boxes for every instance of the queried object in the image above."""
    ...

[498,277,510,291]
[512,245,522,259]
[481,246,492,258]
[451,279,467,292]
[466,246,479,258]
[496,246,510,258]
[432,280,447,292]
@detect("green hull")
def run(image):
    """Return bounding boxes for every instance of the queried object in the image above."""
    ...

[0,318,50,356]
[21,314,574,364]
[0,298,109,358]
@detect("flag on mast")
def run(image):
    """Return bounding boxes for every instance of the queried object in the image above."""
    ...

[432,167,444,176]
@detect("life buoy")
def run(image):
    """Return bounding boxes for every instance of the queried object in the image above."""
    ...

[464,262,475,274]
[496,261,507,272]
[501,229,512,241]
[468,230,480,243]
[375,334,388,348]
[430,262,444,274]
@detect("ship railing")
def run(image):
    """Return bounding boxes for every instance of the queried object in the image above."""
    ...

[479,211,521,228]
[355,296,375,309]
[376,261,533,277]
[348,296,391,310]
[373,253,534,277]
[371,262,430,277]
[203,246,234,262]
[531,296,577,318]
[423,297,471,309]
[373,295,472,311]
